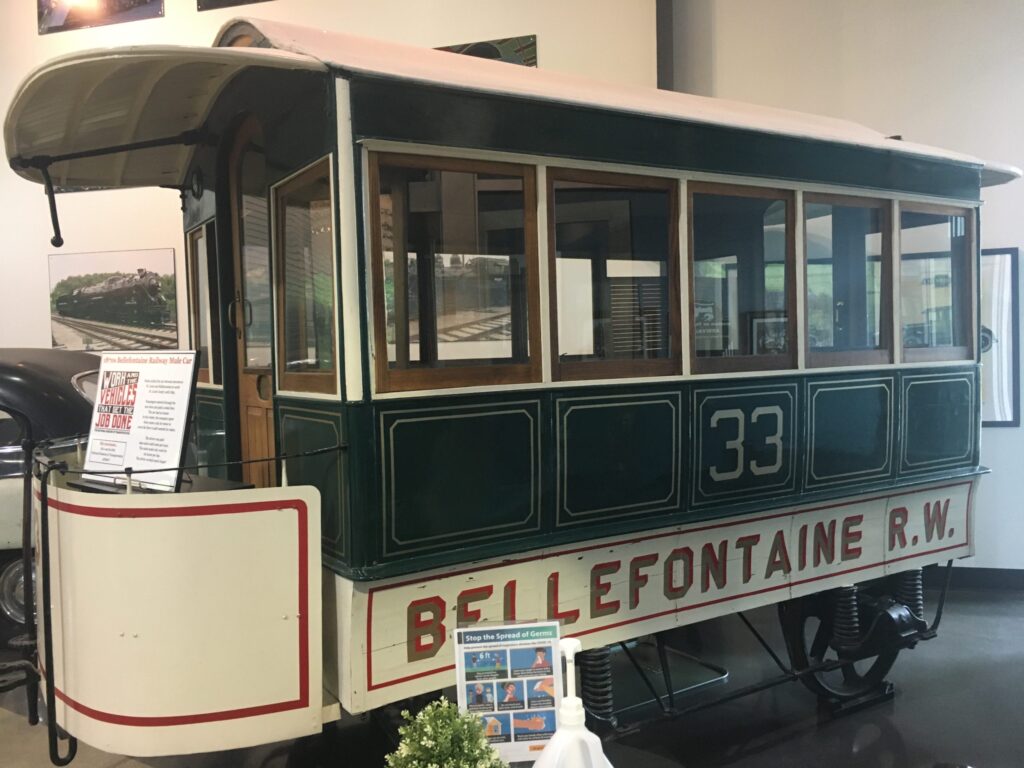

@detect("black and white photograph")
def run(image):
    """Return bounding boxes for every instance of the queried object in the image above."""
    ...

[38,0,163,35]
[48,248,178,351]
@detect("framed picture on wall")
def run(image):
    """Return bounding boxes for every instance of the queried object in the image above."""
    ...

[48,249,179,352]
[197,0,273,10]
[750,313,787,356]
[980,247,1019,427]
[39,0,164,36]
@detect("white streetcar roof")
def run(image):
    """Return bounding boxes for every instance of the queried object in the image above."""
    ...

[4,17,1020,192]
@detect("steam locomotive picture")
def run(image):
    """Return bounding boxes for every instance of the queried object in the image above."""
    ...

[54,268,170,327]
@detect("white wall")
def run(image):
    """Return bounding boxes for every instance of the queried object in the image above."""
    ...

[672,0,1024,569]
[0,0,657,348]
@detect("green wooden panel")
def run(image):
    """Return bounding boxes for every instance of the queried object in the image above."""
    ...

[806,377,894,489]
[278,403,347,561]
[381,401,541,558]
[690,383,799,508]
[557,392,681,526]
[194,393,227,480]
[901,372,976,474]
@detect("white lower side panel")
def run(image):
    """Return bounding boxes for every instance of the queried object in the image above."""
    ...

[35,484,323,757]
[329,478,976,712]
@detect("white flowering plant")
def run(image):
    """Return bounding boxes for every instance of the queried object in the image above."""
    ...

[384,696,508,768]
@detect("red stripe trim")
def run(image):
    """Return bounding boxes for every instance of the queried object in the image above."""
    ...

[365,480,972,691]
[41,496,311,726]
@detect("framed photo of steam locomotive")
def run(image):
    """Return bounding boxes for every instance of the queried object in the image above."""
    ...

[47,248,178,351]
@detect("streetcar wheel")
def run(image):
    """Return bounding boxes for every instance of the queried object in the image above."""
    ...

[778,588,899,701]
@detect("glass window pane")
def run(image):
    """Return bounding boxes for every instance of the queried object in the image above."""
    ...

[552,178,671,364]
[900,210,969,351]
[805,201,885,354]
[691,192,790,360]
[280,165,335,376]
[239,149,272,369]
[188,226,220,383]
[378,163,529,369]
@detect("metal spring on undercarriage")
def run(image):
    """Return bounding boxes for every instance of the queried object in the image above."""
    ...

[895,567,925,620]
[577,646,617,727]
[832,585,861,650]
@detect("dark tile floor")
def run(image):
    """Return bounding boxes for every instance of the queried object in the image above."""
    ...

[2,589,1022,767]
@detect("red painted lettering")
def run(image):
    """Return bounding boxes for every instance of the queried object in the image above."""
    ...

[701,540,728,593]
[663,547,693,599]
[590,561,621,619]
[456,585,493,625]
[764,530,792,578]
[735,534,761,584]
[628,554,659,610]
[889,507,909,550]
[407,596,446,662]
[503,580,517,622]
[841,514,863,561]
[924,499,950,542]
[547,572,580,625]
[813,520,836,567]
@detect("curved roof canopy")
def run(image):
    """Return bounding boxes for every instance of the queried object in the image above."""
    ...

[4,17,1020,192]
[4,46,324,191]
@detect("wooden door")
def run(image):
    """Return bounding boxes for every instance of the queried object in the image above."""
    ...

[228,117,276,487]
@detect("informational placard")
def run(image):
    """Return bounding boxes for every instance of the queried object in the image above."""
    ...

[455,622,562,764]
[83,351,197,490]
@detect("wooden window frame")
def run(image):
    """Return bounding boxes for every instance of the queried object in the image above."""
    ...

[368,152,542,393]
[688,181,798,375]
[186,222,221,385]
[547,167,681,381]
[274,157,338,395]
[804,193,894,368]
[899,201,975,364]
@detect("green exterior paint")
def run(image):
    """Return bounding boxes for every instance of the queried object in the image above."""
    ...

[901,373,977,473]
[276,400,348,566]
[557,392,682,526]
[380,400,542,558]
[316,365,981,581]
[806,376,895,490]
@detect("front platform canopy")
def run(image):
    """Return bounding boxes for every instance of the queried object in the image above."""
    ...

[4,46,325,191]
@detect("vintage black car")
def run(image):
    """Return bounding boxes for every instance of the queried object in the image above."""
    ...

[0,349,97,643]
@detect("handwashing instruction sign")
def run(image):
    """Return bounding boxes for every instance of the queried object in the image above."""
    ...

[455,622,562,764]
[83,351,197,490]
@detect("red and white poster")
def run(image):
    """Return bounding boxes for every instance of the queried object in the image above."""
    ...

[83,351,197,489]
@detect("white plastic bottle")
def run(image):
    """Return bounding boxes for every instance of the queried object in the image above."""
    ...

[533,637,614,768]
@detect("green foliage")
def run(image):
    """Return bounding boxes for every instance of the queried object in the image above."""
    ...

[384,697,507,768]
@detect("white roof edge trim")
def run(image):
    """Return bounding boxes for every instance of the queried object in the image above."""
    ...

[216,17,995,173]
[981,161,1023,188]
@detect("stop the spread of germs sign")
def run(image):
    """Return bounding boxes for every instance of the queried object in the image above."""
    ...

[456,622,563,764]
[83,351,197,490]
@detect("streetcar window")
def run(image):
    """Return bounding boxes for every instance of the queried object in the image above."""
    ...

[549,169,679,380]
[804,195,892,366]
[689,184,796,373]
[371,154,540,392]
[274,159,337,394]
[187,223,221,385]
[899,205,973,361]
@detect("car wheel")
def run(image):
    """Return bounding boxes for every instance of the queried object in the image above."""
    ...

[0,550,27,648]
